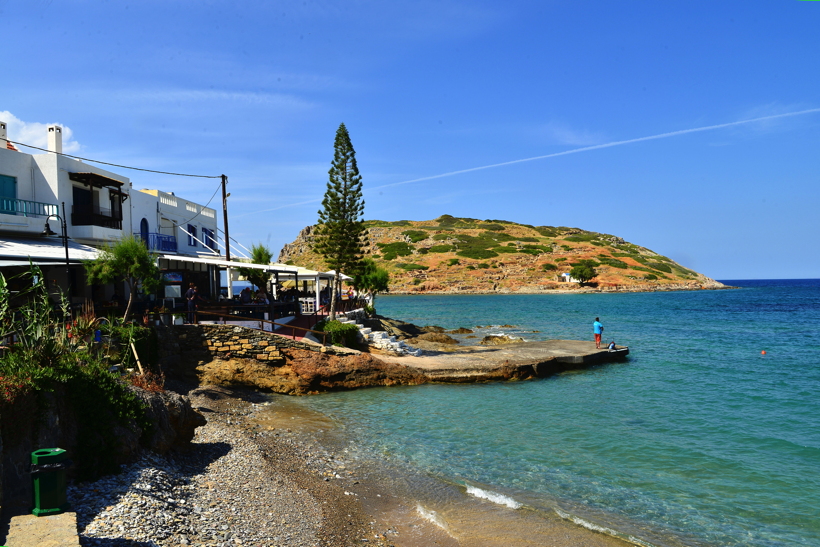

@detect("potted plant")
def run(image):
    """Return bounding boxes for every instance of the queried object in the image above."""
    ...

[173,312,185,326]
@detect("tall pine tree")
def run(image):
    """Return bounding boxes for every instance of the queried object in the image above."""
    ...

[313,123,366,320]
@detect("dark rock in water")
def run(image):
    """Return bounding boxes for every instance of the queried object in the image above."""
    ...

[422,325,446,333]
[480,335,523,346]
[416,332,459,344]
[499,324,517,328]
[359,315,427,339]
[448,327,474,334]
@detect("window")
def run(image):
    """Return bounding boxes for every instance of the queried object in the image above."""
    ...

[188,225,197,247]
[203,228,216,250]
[1,174,17,214]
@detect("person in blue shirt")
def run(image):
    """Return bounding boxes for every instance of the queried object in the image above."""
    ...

[593,317,604,349]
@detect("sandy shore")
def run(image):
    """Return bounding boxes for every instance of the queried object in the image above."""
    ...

[155,384,641,547]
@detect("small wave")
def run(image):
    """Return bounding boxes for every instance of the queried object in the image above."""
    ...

[554,508,658,547]
[416,504,450,532]
[465,485,523,509]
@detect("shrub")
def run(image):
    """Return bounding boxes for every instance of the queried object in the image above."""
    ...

[429,245,454,253]
[432,234,452,241]
[560,245,573,251]
[517,236,540,242]
[598,257,628,269]
[397,263,429,271]
[493,246,519,254]
[542,263,558,271]
[402,230,428,243]
[535,226,560,237]
[477,263,490,269]
[413,278,422,285]
[555,258,567,262]
[482,223,506,231]
[465,265,475,270]
[377,242,414,259]
[448,258,460,266]
[417,248,429,254]
[315,320,361,348]
[644,274,658,280]
[457,248,499,260]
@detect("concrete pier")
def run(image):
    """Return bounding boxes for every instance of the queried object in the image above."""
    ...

[385,340,629,382]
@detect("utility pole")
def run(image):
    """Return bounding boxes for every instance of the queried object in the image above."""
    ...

[221,174,230,261]
[221,174,233,298]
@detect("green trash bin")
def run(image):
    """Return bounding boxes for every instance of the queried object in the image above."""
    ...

[31,448,71,516]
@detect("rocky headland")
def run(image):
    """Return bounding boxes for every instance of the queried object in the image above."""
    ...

[278,215,726,293]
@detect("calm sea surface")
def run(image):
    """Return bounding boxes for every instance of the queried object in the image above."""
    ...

[282,281,820,546]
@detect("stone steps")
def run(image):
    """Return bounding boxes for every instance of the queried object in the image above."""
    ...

[339,312,423,357]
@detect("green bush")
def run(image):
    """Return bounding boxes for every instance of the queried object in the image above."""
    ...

[413,278,422,285]
[457,248,499,260]
[484,231,516,242]
[598,257,628,269]
[432,234,452,241]
[402,230,428,243]
[560,245,572,251]
[448,258,460,266]
[482,224,506,231]
[465,265,475,270]
[535,226,560,237]
[377,242,414,259]
[517,236,540,242]
[542,263,558,271]
[417,248,429,254]
[493,246,519,254]
[315,320,361,348]
[555,257,567,262]
[397,263,429,271]
[477,263,491,269]
[429,245,454,253]
[644,274,658,281]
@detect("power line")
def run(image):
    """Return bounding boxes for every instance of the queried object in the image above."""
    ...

[7,139,222,179]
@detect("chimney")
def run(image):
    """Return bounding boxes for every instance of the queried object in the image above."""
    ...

[0,121,7,149]
[48,125,63,154]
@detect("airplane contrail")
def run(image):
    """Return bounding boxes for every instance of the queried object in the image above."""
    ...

[237,107,820,217]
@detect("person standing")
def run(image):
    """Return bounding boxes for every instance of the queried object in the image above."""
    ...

[593,317,604,349]
[186,283,199,324]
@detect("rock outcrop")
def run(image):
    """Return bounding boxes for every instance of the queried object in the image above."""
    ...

[194,350,428,395]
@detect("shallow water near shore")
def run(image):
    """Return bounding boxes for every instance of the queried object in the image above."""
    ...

[275,280,820,546]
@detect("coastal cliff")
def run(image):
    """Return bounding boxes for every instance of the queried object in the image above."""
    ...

[278,216,725,293]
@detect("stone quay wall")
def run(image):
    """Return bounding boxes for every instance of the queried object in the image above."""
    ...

[158,324,346,369]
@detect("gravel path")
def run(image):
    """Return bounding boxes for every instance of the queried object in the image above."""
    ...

[67,386,393,547]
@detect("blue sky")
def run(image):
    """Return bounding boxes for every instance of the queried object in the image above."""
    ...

[2,1,819,279]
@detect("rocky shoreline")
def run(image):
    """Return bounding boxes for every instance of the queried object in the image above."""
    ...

[67,385,395,547]
[65,383,637,547]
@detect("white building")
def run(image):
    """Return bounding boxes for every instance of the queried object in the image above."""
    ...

[0,121,222,304]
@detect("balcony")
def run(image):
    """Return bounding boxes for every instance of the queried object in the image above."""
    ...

[135,232,178,252]
[72,204,122,230]
[0,198,60,218]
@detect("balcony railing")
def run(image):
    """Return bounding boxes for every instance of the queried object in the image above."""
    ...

[0,198,60,218]
[72,204,122,230]
[135,232,178,252]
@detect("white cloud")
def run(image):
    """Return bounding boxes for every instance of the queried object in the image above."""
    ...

[0,111,82,154]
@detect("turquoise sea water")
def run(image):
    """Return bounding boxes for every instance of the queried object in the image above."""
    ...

[292,281,820,546]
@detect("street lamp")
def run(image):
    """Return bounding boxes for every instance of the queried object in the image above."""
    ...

[41,201,71,295]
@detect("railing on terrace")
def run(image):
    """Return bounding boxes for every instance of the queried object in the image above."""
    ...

[0,198,60,218]
[192,310,329,345]
[134,232,178,252]
[72,204,122,230]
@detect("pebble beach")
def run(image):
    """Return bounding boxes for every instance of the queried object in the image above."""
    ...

[67,385,395,547]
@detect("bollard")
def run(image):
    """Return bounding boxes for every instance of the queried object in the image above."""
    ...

[31,448,71,516]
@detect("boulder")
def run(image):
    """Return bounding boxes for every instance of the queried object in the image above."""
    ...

[480,335,524,346]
